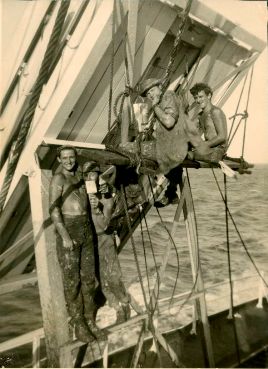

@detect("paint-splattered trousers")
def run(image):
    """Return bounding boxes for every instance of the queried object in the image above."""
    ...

[97,232,129,309]
[56,215,96,320]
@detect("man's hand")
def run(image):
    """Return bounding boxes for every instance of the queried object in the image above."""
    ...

[62,238,74,250]
[151,96,160,107]
[88,193,99,209]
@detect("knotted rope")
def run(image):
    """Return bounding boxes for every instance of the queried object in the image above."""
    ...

[0,0,70,214]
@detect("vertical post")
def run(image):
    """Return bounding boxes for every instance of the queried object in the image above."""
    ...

[121,0,139,144]
[28,164,73,368]
[179,174,215,368]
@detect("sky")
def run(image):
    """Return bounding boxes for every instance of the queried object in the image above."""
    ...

[1,0,268,163]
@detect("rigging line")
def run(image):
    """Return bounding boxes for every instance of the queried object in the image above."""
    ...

[162,0,194,91]
[142,210,162,312]
[147,176,181,310]
[120,188,164,366]
[141,211,161,318]
[120,184,150,313]
[227,72,249,145]
[139,211,152,295]
[211,168,268,288]
[173,169,202,312]
[241,66,254,158]
[224,174,241,364]
[0,0,71,215]
[1,1,57,115]
[227,115,247,150]
[139,210,160,318]
[108,0,116,131]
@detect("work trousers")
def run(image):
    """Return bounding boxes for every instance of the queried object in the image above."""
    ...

[97,233,128,309]
[56,215,96,320]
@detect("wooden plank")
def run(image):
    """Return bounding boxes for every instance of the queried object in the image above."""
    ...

[3,1,122,203]
[130,320,146,368]
[126,0,140,86]
[28,166,72,368]
[0,328,44,353]
[180,175,215,368]
[84,4,178,143]
[57,14,128,141]
[0,272,37,295]
[190,33,229,87]
[168,0,266,52]
[0,176,28,248]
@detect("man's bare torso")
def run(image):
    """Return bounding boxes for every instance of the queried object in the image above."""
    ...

[50,171,88,216]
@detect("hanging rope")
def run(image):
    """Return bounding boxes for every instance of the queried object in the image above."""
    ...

[241,66,254,158]
[227,66,254,156]
[162,0,194,91]
[0,0,70,215]
[227,73,248,145]
[108,0,116,131]
[211,168,268,289]
[223,174,241,363]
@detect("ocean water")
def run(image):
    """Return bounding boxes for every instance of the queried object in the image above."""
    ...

[0,164,268,367]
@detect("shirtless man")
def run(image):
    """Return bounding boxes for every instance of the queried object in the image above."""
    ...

[49,145,107,343]
[189,83,227,162]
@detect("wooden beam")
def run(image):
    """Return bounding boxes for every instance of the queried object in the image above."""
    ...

[0,328,44,353]
[28,165,73,368]
[3,0,122,202]
[180,175,215,368]
[126,0,140,86]
[0,272,37,295]
[166,0,266,52]
[72,2,177,143]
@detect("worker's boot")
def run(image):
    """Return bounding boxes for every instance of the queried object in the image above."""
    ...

[87,319,108,341]
[70,317,95,343]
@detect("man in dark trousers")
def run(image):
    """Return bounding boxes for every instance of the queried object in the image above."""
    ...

[83,161,131,324]
[49,145,107,343]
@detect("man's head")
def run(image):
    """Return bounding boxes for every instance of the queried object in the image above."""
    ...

[57,145,77,171]
[139,78,163,101]
[190,83,213,111]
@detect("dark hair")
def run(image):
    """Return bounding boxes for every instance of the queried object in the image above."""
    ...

[190,83,213,97]
[56,145,77,158]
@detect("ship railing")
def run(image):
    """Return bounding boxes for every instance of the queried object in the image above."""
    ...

[0,327,45,368]
[0,271,266,367]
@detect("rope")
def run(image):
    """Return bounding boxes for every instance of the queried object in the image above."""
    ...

[147,176,182,311]
[120,184,150,312]
[108,0,116,131]
[0,0,70,214]
[227,73,248,145]
[224,174,241,364]
[211,169,268,289]
[162,0,194,91]
[241,66,254,158]
[142,210,161,313]
[139,213,152,294]
[0,2,57,115]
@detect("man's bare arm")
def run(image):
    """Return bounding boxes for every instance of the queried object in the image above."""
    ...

[153,105,176,129]
[206,108,227,148]
[49,174,73,247]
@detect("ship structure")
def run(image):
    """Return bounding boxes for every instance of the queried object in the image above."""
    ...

[0,0,267,367]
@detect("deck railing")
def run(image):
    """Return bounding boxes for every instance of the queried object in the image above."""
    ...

[1,271,267,367]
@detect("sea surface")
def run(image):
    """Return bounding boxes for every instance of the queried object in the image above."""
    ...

[0,164,268,367]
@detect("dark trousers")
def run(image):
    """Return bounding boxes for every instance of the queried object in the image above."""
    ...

[56,215,96,320]
[97,233,128,309]
[165,166,183,200]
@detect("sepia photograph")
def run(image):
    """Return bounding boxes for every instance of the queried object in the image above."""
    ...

[0,0,267,367]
